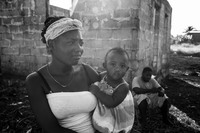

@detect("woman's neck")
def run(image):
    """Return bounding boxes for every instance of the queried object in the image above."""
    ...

[48,62,73,75]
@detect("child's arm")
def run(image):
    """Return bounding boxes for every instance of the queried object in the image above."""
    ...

[90,83,129,108]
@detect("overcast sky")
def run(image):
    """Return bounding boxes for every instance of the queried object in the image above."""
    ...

[50,0,200,36]
[50,0,71,9]
[168,0,200,36]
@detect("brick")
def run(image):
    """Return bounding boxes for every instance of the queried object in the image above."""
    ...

[12,55,26,63]
[2,47,19,55]
[112,29,132,39]
[23,32,35,40]
[101,39,121,48]
[83,30,97,39]
[12,33,24,40]
[0,33,2,40]
[23,17,32,25]
[8,10,20,17]
[82,47,96,58]
[0,39,10,47]
[114,9,130,18]
[24,40,35,47]
[19,25,29,32]
[0,10,10,17]
[31,33,41,40]
[83,39,96,48]
[0,25,9,33]
[120,0,139,9]
[101,19,120,29]
[34,40,44,47]
[120,18,132,28]
[3,2,12,9]
[93,48,107,59]
[31,46,47,55]
[97,29,113,39]
[20,47,31,55]
[0,18,2,25]
[11,40,24,47]
[9,25,20,33]
[35,1,46,15]
[34,24,44,31]
[3,33,12,40]
[11,17,23,25]
[23,0,32,8]
[97,13,112,20]
[1,55,11,62]
[101,0,119,11]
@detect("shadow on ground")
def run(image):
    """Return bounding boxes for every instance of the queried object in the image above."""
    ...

[0,54,200,133]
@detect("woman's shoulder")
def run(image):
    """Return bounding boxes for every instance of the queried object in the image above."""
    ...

[25,71,43,94]
[26,71,39,83]
[26,65,46,82]
[80,62,100,81]
[25,65,48,90]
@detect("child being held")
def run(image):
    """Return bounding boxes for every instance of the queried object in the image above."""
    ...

[90,47,135,133]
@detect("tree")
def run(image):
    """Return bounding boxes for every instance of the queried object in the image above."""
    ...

[184,26,196,33]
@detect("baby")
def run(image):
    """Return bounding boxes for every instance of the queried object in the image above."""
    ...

[90,47,135,133]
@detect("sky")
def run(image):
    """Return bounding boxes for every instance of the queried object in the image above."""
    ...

[50,0,200,37]
[168,0,200,36]
[50,0,72,10]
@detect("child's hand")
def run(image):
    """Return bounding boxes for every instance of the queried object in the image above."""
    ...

[89,82,100,95]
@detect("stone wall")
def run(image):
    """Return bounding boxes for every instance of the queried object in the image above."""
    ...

[0,0,172,80]
[0,0,48,75]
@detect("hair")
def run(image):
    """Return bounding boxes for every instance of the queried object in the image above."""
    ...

[41,16,65,44]
[142,67,153,74]
[104,47,129,63]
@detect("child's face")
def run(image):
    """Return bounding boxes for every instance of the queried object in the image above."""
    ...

[105,51,129,80]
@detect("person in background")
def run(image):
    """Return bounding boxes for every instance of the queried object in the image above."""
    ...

[90,47,135,133]
[131,67,172,131]
[26,16,100,133]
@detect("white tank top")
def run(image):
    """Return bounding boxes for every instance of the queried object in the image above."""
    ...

[46,91,97,133]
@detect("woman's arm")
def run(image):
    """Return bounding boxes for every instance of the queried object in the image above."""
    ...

[90,83,129,108]
[26,72,77,133]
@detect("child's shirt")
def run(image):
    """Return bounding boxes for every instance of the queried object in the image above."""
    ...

[92,76,135,133]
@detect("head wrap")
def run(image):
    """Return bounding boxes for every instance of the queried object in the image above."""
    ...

[44,18,82,43]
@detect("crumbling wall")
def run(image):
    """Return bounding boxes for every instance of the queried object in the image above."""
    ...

[0,0,172,79]
[0,0,47,75]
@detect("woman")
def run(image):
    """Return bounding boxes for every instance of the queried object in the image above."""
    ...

[26,16,100,133]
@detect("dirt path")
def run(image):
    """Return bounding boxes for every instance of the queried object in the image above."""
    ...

[0,53,200,132]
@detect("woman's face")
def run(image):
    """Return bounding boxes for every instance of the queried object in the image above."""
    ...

[105,52,129,80]
[51,30,83,66]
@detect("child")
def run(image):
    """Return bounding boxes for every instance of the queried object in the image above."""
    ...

[89,47,135,133]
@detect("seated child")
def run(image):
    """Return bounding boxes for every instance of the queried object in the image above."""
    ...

[90,47,135,133]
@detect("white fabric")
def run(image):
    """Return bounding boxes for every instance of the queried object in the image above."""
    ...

[132,76,168,108]
[92,78,135,133]
[46,91,97,133]
[44,18,82,43]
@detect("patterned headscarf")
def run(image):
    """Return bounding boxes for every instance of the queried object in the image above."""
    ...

[44,17,82,42]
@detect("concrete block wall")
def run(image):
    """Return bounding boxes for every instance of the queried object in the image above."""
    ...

[0,0,172,80]
[0,0,48,75]
[73,0,172,78]
[69,0,140,82]
[136,0,172,76]
[72,0,140,70]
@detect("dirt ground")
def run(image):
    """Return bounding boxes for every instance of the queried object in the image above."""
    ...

[0,53,200,133]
